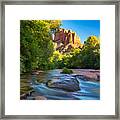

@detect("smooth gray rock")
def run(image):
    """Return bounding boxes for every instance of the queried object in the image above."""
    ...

[46,77,80,92]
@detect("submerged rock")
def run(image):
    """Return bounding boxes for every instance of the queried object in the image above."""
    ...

[46,77,80,92]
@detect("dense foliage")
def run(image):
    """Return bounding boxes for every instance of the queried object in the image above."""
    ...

[20,20,61,73]
[80,36,100,69]
[49,36,100,69]
[20,20,100,74]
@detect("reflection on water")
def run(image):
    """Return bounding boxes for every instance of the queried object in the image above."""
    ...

[20,69,100,100]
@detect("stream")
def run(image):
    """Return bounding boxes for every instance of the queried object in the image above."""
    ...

[22,69,100,100]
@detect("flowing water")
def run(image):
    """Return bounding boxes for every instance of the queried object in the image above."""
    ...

[22,69,100,100]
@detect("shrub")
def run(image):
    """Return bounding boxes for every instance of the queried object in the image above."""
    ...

[61,67,73,74]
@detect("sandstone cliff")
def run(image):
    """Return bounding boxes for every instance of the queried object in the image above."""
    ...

[53,28,82,53]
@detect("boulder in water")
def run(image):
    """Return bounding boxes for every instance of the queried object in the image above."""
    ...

[46,77,80,92]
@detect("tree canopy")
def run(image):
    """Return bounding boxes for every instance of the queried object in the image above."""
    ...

[80,36,100,69]
[20,20,61,73]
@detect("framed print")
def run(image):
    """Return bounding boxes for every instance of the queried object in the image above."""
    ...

[0,0,119,119]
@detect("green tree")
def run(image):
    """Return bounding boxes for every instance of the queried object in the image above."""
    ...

[49,51,63,69]
[68,48,82,68]
[80,36,100,69]
[20,20,61,73]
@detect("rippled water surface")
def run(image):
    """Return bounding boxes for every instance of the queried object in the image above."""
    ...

[29,69,100,100]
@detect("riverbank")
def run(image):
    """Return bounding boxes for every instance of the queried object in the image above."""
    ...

[72,69,100,81]
[44,69,100,82]
[32,69,100,81]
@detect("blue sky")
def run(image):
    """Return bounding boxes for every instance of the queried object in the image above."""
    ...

[61,20,100,43]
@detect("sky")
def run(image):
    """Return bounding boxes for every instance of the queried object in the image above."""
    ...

[61,20,100,43]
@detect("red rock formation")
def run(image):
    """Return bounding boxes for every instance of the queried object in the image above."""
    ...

[53,28,81,53]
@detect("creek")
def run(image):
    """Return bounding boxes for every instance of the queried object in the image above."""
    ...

[23,69,100,100]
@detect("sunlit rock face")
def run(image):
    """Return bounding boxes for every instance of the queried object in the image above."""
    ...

[53,28,82,53]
